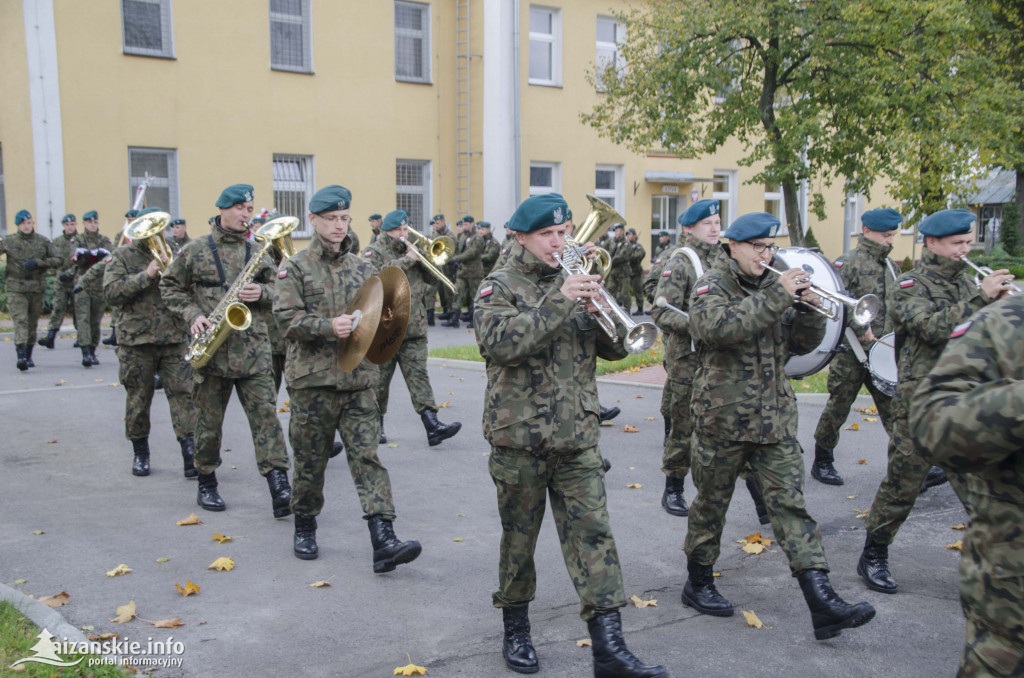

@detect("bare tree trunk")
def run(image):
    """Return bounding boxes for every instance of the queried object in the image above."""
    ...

[783,180,804,246]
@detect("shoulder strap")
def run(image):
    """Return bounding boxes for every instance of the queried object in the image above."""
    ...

[207,234,226,285]
[679,247,704,279]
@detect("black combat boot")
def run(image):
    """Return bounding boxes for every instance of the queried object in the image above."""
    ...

[73,338,80,348]
[178,434,197,479]
[16,345,29,371]
[379,416,387,445]
[38,329,57,349]
[426,309,435,326]
[811,443,844,485]
[197,472,226,512]
[459,308,472,322]
[857,537,897,594]
[266,468,292,518]
[88,346,100,366]
[745,475,771,525]
[442,312,460,328]
[154,372,164,390]
[501,605,538,674]
[330,441,344,458]
[293,515,318,560]
[368,516,422,573]
[437,308,452,321]
[632,307,645,316]
[798,569,876,640]
[25,344,35,367]
[602,457,612,473]
[81,345,92,368]
[681,560,734,616]
[599,405,621,423]
[920,466,948,494]
[588,610,668,678]
[102,330,118,346]
[131,438,151,476]
[421,409,462,446]
[661,476,688,516]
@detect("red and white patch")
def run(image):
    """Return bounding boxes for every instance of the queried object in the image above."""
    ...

[105,256,113,263]
[479,285,493,298]
[363,251,373,257]
[695,284,710,295]
[662,270,672,278]
[950,320,973,339]
[833,261,844,268]
[899,279,915,289]
[278,270,288,279]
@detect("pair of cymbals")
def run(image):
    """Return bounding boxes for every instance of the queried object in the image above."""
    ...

[337,266,411,371]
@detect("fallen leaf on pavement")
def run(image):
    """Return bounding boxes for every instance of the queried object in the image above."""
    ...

[46,439,58,444]
[148,618,185,628]
[156,557,170,563]
[622,425,639,433]
[207,557,235,571]
[626,483,642,489]
[844,423,860,431]
[110,601,137,623]
[388,443,398,448]
[742,610,765,629]
[105,564,132,577]
[645,417,656,421]
[634,395,644,399]
[600,421,615,427]
[847,495,856,500]
[863,417,878,422]
[33,530,44,535]
[175,580,200,597]
[630,594,657,608]
[14,579,26,585]
[951,524,966,531]
[854,508,869,519]
[89,633,118,641]
[80,625,94,631]
[39,592,70,608]
[946,541,963,551]
[310,581,331,588]
[436,400,451,408]
[176,513,202,526]
[741,542,766,555]
[744,532,774,546]
[394,654,427,676]
[858,459,868,465]
[576,638,593,647]
[211,531,232,543]
[453,537,464,542]
[855,404,878,414]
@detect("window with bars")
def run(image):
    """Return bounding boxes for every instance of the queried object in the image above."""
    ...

[129,148,178,216]
[529,6,561,86]
[396,160,431,232]
[270,0,312,72]
[395,1,430,83]
[594,165,623,212]
[122,0,174,58]
[595,15,624,91]
[273,154,314,236]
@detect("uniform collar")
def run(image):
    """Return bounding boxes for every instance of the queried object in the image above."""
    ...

[382,233,406,255]
[858,234,893,260]
[683,234,718,259]
[17,230,35,239]
[508,240,561,277]
[921,246,967,277]
[211,218,249,243]
[311,234,342,262]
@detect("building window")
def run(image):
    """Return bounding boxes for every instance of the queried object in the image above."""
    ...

[129,148,178,216]
[843,192,862,239]
[529,6,561,86]
[396,159,431,231]
[595,15,624,90]
[712,170,736,230]
[395,1,430,83]
[595,165,624,213]
[0,142,6,235]
[270,0,312,72]
[273,154,314,236]
[978,205,1002,245]
[529,162,560,195]
[121,0,174,58]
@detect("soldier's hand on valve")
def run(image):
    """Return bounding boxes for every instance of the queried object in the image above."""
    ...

[796,287,822,309]
[237,282,263,302]
[145,259,161,279]
[980,268,1013,300]
[191,315,212,336]
[560,273,602,302]
[332,314,357,339]
[778,267,812,296]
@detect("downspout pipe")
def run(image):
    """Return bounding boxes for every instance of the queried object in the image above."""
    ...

[512,0,521,204]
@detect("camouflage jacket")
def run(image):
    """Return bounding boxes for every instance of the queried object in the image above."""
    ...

[71,231,114,295]
[652,237,729,374]
[833,235,898,345]
[169,234,192,254]
[652,243,671,260]
[480,233,501,273]
[888,247,992,408]
[628,241,646,275]
[474,241,628,456]
[911,295,1024,613]
[495,233,517,270]
[0,231,61,293]
[642,245,674,303]
[160,221,276,378]
[362,233,429,340]
[273,234,379,392]
[606,237,632,281]
[51,231,79,285]
[450,231,486,279]
[689,252,827,443]
[103,241,188,345]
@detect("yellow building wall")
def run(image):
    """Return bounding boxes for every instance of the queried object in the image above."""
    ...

[0,3,34,233]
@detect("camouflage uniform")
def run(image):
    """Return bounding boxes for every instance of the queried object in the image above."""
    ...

[684,253,830,574]
[480,232,501,274]
[474,241,630,621]
[642,241,673,304]
[814,234,898,452]
[628,240,646,311]
[72,230,114,348]
[103,241,196,441]
[450,229,486,315]
[362,234,439,416]
[159,221,290,477]
[169,234,192,254]
[0,231,61,344]
[911,295,1024,678]
[864,248,993,546]
[47,230,79,333]
[432,224,458,314]
[263,247,288,393]
[274,234,395,520]
[605,235,633,309]
[494,232,517,271]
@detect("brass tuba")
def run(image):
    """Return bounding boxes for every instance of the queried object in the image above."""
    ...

[256,215,299,261]
[125,211,174,273]
[571,195,618,279]
[401,230,457,293]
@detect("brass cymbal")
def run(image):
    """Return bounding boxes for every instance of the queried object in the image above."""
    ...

[366,266,411,365]
[337,276,384,372]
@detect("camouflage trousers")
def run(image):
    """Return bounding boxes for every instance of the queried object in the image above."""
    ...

[376,336,436,416]
[116,342,196,440]
[191,370,290,477]
[434,277,454,312]
[813,348,895,452]
[7,291,43,345]
[455,273,483,312]
[660,356,696,479]
[489,446,626,621]
[47,283,76,333]
[271,351,285,395]
[958,536,1024,677]
[630,272,644,309]
[74,291,105,347]
[287,386,395,520]
[607,275,631,311]
[685,437,829,575]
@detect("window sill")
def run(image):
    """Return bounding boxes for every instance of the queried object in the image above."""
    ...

[271,67,315,75]
[395,77,434,85]
[122,51,176,60]
[528,80,563,88]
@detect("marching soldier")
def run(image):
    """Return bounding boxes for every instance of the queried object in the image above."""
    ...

[858,209,1012,594]
[250,215,287,394]
[911,294,1024,677]
[605,223,633,310]
[443,215,484,328]
[368,213,383,244]
[362,210,462,448]
[71,210,113,366]
[0,210,61,370]
[274,185,421,568]
[626,227,646,315]
[169,218,191,253]
[641,231,673,305]
[478,221,500,274]
[653,230,671,260]
[684,212,875,640]
[38,213,80,349]
[103,226,197,478]
[160,183,292,518]
[474,193,667,677]
[428,214,456,324]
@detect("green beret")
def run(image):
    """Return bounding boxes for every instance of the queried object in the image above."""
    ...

[61,213,76,223]
[722,212,780,241]
[461,215,475,223]
[613,223,625,231]
[565,208,573,221]
[382,210,409,231]
[124,209,139,219]
[679,199,720,227]
[659,231,669,237]
[861,208,902,231]
[507,193,569,233]
[83,210,98,221]
[215,183,255,209]
[309,185,352,214]
[919,209,976,238]
[476,221,491,229]
[368,213,382,221]
[14,209,32,225]
[170,218,186,226]
[250,217,267,226]
[138,207,162,216]
[626,227,637,235]
[430,213,444,223]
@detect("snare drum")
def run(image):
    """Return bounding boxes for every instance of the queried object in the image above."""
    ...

[776,248,845,379]
[867,332,898,397]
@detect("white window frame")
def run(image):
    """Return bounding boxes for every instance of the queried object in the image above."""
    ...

[712,170,737,230]
[595,15,625,91]
[121,0,174,59]
[764,183,784,235]
[528,6,562,87]
[128,147,179,216]
[843,192,863,240]
[270,0,313,73]
[529,161,561,196]
[0,141,6,234]
[273,154,315,237]
[396,159,432,232]
[395,1,431,84]
[595,164,624,215]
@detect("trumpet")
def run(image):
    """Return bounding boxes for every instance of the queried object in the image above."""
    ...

[960,256,1021,295]
[554,236,659,354]
[125,211,174,273]
[759,261,880,325]
[401,236,457,293]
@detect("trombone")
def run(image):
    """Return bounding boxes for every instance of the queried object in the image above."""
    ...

[125,211,174,273]
[759,261,880,326]
[960,256,1021,295]
[401,232,457,293]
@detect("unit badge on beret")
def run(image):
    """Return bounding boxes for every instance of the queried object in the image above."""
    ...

[769,224,779,236]
[709,204,718,215]
[244,191,254,201]
[553,207,563,224]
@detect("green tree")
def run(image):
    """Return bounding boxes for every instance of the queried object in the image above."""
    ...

[1000,200,1022,255]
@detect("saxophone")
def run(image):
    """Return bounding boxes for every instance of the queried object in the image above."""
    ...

[185,231,273,368]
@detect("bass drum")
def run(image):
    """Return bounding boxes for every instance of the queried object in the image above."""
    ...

[867,332,898,397]
[776,248,845,379]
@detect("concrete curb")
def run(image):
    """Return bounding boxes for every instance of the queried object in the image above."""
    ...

[0,582,89,645]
